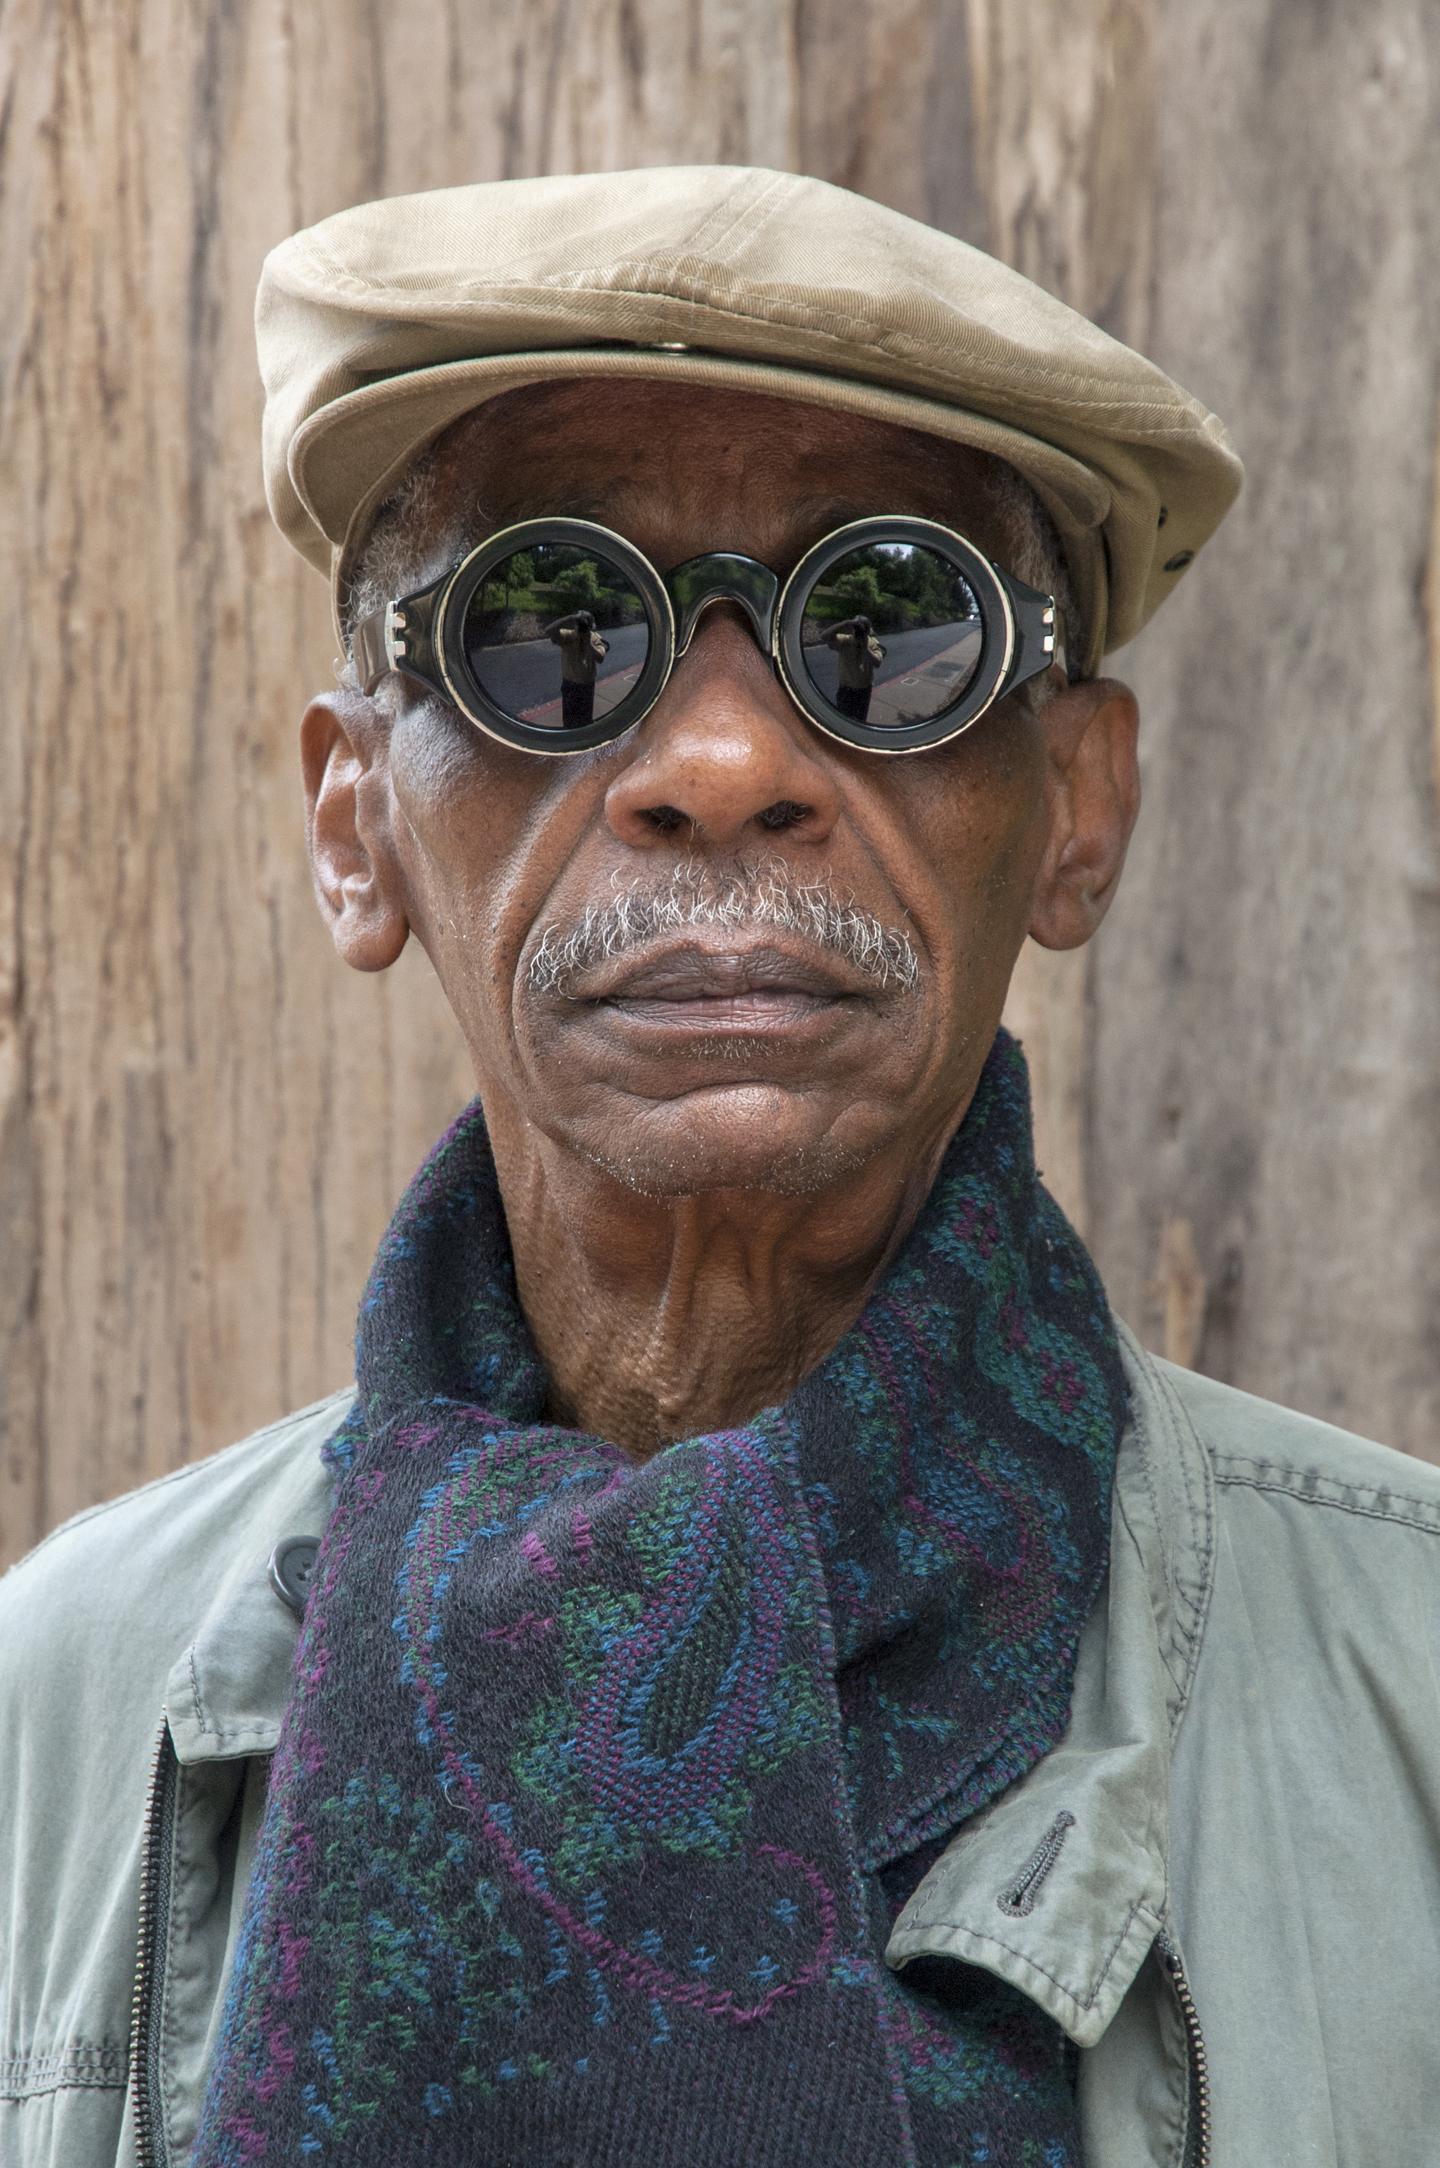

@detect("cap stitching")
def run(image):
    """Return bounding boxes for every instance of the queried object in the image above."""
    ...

[660,167,781,261]
[625,173,793,315]
[517,284,1229,434]
[288,170,776,309]
[685,167,791,261]
[280,242,1229,430]
[707,168,796,264]
[290,275,1229,440]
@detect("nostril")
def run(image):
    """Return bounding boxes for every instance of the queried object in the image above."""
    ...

[642,803,691,835]
[756,799,811,833]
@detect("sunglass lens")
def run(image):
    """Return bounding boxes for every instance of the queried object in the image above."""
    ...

[460,542,651,730]
[799,542,984,729]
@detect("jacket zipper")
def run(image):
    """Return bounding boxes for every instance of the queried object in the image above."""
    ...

[129,1714,179,2168]
[1156,1929,1211,2168]
[119,1727,1213,2168]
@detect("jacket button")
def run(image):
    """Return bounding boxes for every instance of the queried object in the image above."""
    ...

[268,1536,321,1617]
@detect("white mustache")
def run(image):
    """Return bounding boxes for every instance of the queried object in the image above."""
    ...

[525,859,921,998]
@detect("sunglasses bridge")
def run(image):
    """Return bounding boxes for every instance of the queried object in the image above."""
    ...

[665,551,782,660]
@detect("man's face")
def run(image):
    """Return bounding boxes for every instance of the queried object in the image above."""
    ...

[306,380,1136,1196]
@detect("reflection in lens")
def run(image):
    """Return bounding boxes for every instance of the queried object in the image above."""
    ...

[460,542,651,729]
[799,542,983,728]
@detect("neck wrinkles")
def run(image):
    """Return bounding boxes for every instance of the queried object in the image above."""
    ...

[487,1099,965,1460]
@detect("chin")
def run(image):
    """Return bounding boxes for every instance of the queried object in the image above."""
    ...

[567,1093,876,1200]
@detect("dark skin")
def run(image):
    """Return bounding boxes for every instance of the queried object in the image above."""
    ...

[301,380,1140,1456]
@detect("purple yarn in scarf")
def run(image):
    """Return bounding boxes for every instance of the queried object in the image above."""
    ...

[193,1029,1125,2165]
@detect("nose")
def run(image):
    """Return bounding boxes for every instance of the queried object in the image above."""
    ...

[603,609,843,852]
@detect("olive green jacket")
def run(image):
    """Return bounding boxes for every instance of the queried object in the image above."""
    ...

[3,1324,1439,2167]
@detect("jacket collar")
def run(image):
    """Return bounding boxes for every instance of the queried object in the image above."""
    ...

[163,1329,1215,2051]
[162,1391,349,1765]
[886,1323,1216,2045]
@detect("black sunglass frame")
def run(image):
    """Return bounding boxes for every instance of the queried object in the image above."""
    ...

[352,514,1062,758]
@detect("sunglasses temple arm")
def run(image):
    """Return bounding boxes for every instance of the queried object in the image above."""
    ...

[352,606,391,696]
[1000,575,1064,695]
[351,587,444,698]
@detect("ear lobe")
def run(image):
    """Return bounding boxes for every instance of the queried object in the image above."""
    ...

[1027,677,1141,952]
[300,691,410,972]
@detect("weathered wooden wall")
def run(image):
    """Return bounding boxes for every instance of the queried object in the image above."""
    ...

[2,0,1436,1569]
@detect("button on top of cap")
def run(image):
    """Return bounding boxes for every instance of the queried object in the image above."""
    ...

[269,1535,321,1617]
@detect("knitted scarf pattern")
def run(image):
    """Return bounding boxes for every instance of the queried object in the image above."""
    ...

[193,1030,1126,2167]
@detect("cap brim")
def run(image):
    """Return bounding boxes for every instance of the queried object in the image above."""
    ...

[288,348,1115,671]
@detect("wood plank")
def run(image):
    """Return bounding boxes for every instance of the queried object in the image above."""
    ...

[1088,0,1440,1454]
[3,0,1435,1570]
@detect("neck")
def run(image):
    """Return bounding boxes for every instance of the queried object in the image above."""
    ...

[483,1099,966,1459]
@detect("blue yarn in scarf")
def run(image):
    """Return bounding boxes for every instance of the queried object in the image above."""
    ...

[194,1029,1125,2165]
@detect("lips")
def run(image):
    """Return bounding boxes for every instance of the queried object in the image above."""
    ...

[561,940,868,1008]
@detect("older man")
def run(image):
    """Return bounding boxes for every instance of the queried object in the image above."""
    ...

[4,167,1439,2168]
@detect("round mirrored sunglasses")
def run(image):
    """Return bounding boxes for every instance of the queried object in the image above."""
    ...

[352,514,1063,757]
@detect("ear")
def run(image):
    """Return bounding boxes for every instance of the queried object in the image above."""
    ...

[299,690,410,972]
[1027,676,1141,951]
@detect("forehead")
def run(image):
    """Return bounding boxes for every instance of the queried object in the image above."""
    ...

[427,377,1016,564]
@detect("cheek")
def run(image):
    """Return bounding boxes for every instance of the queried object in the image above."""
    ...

[889,726,1050,970]
[386,721,604,1043]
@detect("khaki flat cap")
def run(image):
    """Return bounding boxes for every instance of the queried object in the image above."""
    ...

[257,165,1242,675]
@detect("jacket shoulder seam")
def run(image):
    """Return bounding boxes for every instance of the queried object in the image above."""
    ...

[1214,1461,1440,1531]
[1116,1327,1215,1725]
[1,1386,354,1579]
[1113,1483,1189,1710]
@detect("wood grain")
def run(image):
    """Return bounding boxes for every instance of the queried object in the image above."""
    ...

[2,0,1435,1570]
[1089,0,1440,1442]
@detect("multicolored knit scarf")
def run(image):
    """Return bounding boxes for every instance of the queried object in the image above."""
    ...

[194,1030,1125,2166]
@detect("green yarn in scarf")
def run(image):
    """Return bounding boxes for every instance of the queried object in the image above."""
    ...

[194,1028,1125,2165]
